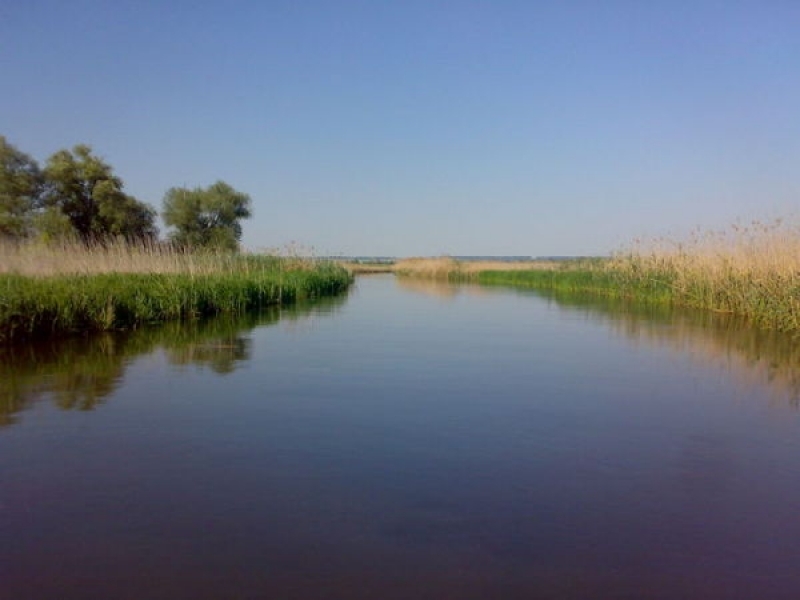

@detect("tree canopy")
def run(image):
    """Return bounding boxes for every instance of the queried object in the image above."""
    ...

[2,136,253,251]
[0,136,43,238]
[43,144,157,241]
[162,181,251,251]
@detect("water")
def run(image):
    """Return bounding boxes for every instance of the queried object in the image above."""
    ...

[2,275,800,599]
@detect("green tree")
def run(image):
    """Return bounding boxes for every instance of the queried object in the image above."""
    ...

[43,144,157,241]
[33,207,76,242]
[162,181,251,251]
[0,135,43,239]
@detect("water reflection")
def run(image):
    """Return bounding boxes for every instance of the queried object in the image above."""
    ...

[395,277,462,299]
[395,276,495,300]
[542,290,800,406]
[0,295,347,427]
[399,277,800,405]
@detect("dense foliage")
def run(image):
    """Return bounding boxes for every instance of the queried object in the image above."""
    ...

[0,136,43,238]
[0,135,254,249]
[42,145,157,241]
[162,181,252,251]
[0,136,157,242]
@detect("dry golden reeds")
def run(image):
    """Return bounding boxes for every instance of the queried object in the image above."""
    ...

[391,257,558,278]
[1,238,219,276]
[0,238,325,277]
[607,218,800,318]
[472,218,800,331]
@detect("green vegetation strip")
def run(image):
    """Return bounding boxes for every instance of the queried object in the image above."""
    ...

[0,264,352,343]
[474,267,800,333]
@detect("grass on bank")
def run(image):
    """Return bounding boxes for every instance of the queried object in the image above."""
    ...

[0,238,318,277]
[0,240,352,343]
[339,260,395,274]
[392,257,563,278]
[395,220,800,332]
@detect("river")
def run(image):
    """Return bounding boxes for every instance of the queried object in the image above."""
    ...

[2,274,800,599]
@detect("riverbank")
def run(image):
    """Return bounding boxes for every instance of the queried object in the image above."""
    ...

[475,266,798,332]
[0,241,352,343]
[394,221,800,333]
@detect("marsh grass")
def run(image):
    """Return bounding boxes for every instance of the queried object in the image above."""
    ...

[0,240,352,343]
[475,219,800,332]
[0,238,299,276]
[392,257,561,278]
[339,261,395,275]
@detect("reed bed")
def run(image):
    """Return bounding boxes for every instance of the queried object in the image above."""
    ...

[338,261,395,275]
[392,257,462,278]
[392,257,560,278]
[0,240,352,343]
[0,238,296,276]
[476,219,800,332]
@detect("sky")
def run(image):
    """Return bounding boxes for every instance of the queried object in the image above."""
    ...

[2,1,799,256]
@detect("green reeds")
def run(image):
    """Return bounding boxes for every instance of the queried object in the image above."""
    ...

[475,267,674,305]
[476,264,800,332]
[474,220,800,332]
[392,220,800,332]
[0,262,352,343]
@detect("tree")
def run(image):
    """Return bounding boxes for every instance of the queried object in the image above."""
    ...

[162,181,251,251]
[0,135,43,239]
[43,144,157,241]
[33,207,76,242]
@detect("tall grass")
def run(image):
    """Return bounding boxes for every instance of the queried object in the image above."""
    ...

[392,257,561,278]
[0,237,304,276]
[476,219,800,332]
[0,239,352,343]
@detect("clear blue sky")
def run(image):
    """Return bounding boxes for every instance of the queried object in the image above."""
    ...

[2,1,798,256]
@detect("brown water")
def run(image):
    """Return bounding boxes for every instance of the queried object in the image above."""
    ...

[2,274,800,599]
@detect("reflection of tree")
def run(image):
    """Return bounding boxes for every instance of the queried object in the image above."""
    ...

[529,288,800,406]
[1,335,125,424]
[0,295,348,428]
[160,314,268,374]
[167,337,251,374]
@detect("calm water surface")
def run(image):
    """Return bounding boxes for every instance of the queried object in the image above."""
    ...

[2,274,800,599]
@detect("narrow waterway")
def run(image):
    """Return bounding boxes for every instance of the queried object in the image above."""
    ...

[2,274,800,599]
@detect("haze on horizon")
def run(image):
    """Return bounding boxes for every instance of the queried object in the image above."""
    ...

[2,1,798,257]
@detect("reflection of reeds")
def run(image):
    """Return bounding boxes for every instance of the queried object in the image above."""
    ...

[542,290,800,407]
[0,299,348,427]
[394,276,510,300]
[395,276,461,299]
